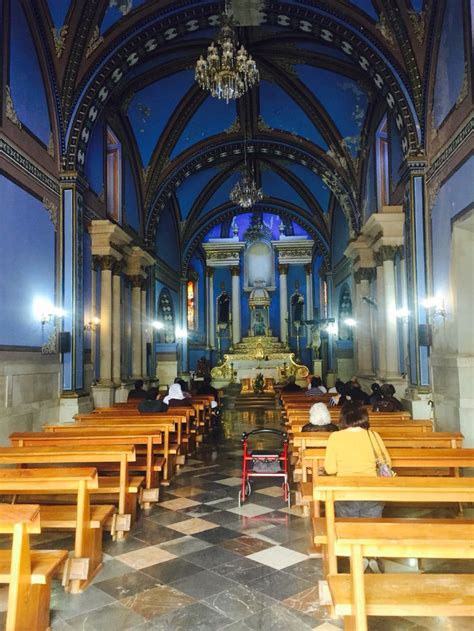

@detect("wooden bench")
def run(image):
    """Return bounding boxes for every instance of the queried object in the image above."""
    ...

[26,423,169,492]
[0,468,111,593]
[0,445,137,540]
[67,417,180,477]
[312,476,474,576]
[0,504,67,631]
[329,519,474,630]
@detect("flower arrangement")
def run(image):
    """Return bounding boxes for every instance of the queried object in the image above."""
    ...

[253,372,265,393]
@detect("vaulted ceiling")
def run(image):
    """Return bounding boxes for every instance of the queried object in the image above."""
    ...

[38,0,429,268]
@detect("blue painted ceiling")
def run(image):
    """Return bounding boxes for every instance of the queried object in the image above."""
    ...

[46,1,72,28]
[350,0,379,21]
[100,0,149,34]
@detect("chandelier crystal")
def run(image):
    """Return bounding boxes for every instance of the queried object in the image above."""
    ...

[230,171,264,208]
[194,11,259,103]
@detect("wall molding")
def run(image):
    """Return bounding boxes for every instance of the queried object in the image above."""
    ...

[426,115,474,182]
[0,134,59,194]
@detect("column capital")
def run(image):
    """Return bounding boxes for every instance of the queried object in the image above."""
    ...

[206,267,214,278]
[374,250,384,267]
[98,255,116,271]
[354,267,374,283]
[304,263,312,275]
[230,266,240,277]
[378,245,399,262]
[129,274,145,289]
[278,264,289,274]
[112,259,124,276]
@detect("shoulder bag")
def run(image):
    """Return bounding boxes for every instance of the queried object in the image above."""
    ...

[367,431,396,477]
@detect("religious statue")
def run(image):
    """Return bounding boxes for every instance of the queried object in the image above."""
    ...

[291,283,305,324]
[217,284,230,325]
[252,309,266,336]
[196,356,210,378]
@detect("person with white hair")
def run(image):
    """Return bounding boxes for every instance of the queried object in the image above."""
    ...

[302,402,339,432]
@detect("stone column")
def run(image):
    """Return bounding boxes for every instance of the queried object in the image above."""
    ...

[91,258,99,381]
[180,277,188,373]
[380,246,400,379]
[374,252,387,377]
[112,261,122,385]
[399,249,408,372]
[279,264,289,344]
[305,263,313,347]
[130,276,143,379]
[206,268,215,348]
[231,266,241,345]
[355,268,374,375]
[99,256,114,385]
[141,283,148,378]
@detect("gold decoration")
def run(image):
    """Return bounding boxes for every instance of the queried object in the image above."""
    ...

[456,62,469,106]
[376,13,395,46]
[5,86,21,129]
[41,326,58,354]
[408,10,425,44]
[86,26,104,59]
[257,115,271,131]
[143,166,151,184]
[225,117,241,134]
[52,25,68,58]
[42,197,58,231]
[47,132,55,159]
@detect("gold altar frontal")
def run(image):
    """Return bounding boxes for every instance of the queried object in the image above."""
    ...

[210,336,309,388]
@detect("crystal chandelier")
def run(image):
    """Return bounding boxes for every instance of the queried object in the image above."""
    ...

[194,7,259,103]
[230,138,264,209]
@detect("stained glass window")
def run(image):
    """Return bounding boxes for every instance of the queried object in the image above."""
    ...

[187,280,195,330]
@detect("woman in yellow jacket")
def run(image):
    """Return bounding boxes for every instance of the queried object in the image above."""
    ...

[324,401,391,573]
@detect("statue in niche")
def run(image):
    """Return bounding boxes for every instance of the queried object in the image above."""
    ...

[291,282,305,324]
[338,285,353,342]
[217,283,230,325]
[252,309,266,336]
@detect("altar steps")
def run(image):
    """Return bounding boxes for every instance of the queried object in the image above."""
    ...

[234,392,277,410]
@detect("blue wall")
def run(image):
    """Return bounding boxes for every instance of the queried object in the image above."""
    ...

[431,157,474,298]
[124,155,141,233]
[0,176,55,347]
[155,203,180,271]
[85,118,104,195]
[432,0,466,128]
[331,203,350,265]
[9,2,51,145]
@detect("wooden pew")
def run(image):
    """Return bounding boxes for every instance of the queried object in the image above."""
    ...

[0,468,110,593]
[29,426,165,488]
[288,419,433,435]
[312,476,474,576]
[43,422,175,483]
[0,504,68,631]
[330,519,474,630]
[300,447,474,483]
[0,445,137,540]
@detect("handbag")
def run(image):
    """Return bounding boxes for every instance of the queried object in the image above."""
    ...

[367,431,396,477]
[251,457,281,473]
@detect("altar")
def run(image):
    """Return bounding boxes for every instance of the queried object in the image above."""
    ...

[210,335,309,388]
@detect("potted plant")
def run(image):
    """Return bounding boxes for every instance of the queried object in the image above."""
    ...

[253,372,265,394]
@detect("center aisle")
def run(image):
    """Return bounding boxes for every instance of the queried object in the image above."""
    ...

[50,407,335,630]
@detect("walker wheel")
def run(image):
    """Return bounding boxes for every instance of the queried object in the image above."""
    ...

[238,490,242,508]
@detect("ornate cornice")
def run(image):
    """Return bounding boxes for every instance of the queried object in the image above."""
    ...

[426,115,474,182]
[0,135,59,194]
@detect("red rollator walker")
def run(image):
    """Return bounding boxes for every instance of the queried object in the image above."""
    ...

[238,429,290,508]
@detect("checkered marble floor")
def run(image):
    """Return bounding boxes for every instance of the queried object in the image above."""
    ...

[2,408,471,630]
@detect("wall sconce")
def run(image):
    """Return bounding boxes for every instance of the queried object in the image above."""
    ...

[326,322,338,336]
[33,298,65,326]
[344,318,357,327]
[84,317,100,331]
[152,321,164,330]
[422,296,447,321]
[175,326,188,340]
[394,307,410,322]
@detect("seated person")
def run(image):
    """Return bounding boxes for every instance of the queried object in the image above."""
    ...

[163,383,193,407]
[314,376,327,393]
[138,388,169,413]
[369,382,383,405]
[373,383,404,412]
[197,376,218,399]
[305,376,326,397]
[281,375,302,392]
[346,380,370,405]
[128,379,147,401]
[329,380,351,406]
[174,377,192,399]
[302,402,339,432]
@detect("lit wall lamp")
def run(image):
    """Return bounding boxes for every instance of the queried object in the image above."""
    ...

[175,326,188,340]
[326,322,338,336]
[344,318,357,327]
[152,321,165,330]
[422,296,447,321]
[394,307,410,323]
[33,298,65,326]
[84,316,100,331]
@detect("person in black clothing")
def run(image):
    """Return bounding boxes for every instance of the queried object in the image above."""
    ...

[345,380,370,405]
[197,376,218,399]
[138,388,169,413]
[369,383,383,405]
[128,380,147,401]
[174,377,192,399]
[329,380,350,407]
[373,383,404,412]
[305,376,325,397]
[281,375,302,392]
